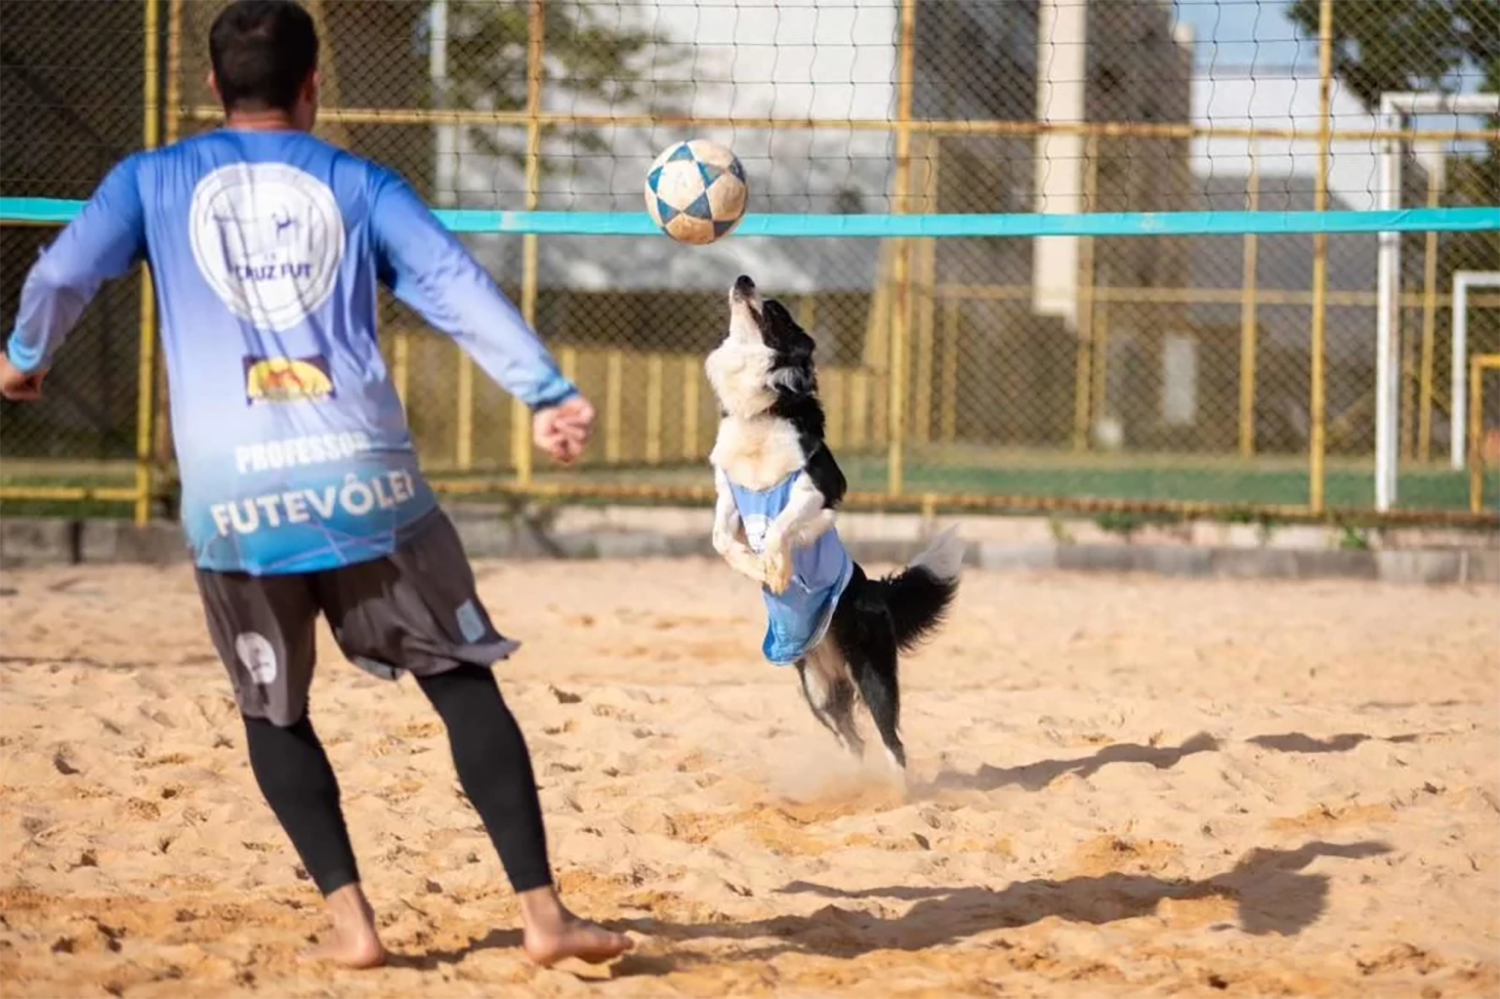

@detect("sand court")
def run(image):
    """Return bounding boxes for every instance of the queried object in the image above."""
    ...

[1,558,1496,997]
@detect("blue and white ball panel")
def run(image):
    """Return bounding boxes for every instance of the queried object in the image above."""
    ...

[644,139,748,245]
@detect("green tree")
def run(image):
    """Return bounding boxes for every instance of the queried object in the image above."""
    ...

[427,2,685,179]
[1287,0,1499,450]
[1285,0,1496,271]
[1286,0,1499,105]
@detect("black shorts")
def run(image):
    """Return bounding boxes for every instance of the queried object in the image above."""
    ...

[195,511,518,726]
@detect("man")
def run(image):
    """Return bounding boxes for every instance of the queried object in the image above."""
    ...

[0,0,630,970]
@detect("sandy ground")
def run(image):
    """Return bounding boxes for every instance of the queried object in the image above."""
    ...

[0,557,1497,998]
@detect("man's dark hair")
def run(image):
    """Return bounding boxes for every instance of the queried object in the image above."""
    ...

[209,0,319,113]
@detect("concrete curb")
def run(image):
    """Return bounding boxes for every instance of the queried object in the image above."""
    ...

[2,513,1496,586]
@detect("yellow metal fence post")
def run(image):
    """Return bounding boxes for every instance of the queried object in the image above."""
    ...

[1239,142,1260,458]
[912,135,939,446]
[1468,356,1499,515]
[513,0,544,483]
[887,0,918,496]
[180,103,1500,146]
[150,0,185,481]
[1308,0,1333,514]
[681,356,700,460]
[1071,134,1100,452]
[134,0,162,527]
[939,299,959,443]
[645,355,664,464]
[455,352,474,468]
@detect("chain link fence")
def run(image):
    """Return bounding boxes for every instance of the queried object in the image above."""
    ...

[1,0,149,505]
[2,0,1497,522]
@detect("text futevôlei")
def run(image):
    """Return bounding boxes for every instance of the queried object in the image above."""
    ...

[209,470,418,536]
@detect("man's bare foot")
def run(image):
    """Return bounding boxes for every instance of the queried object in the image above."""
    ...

[299,883,387,969]
[517,886,632,968]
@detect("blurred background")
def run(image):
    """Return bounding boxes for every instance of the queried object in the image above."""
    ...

[2,0,1497,523]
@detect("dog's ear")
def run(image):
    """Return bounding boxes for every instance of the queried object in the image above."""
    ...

[761,300,816,359]
[757,300,814,398]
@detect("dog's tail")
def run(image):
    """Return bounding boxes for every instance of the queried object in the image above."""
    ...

[866,526,964,652]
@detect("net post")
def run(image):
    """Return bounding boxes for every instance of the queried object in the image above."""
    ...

[133,0,162,528]
[1308,0,1333,515]
[886,0,918,497]
[513,0,544,485]
[1238,142,1260,458]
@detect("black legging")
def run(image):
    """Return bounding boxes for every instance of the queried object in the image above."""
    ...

[243,664,552,896]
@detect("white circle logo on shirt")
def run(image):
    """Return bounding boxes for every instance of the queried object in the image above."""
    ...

[189,163,345,330]
[234,631,279,685]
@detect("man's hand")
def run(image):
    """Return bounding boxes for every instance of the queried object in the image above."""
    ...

[0,356,45,401]
[533,395,595,465]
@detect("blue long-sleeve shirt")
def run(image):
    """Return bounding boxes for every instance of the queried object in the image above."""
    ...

[7,129,577,575]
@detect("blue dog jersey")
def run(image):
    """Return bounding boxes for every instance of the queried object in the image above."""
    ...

[728,471,854,665]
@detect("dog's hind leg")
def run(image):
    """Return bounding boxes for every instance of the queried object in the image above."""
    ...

[823,675,865,758]
[847,622,905,773]
[797,645,864,758]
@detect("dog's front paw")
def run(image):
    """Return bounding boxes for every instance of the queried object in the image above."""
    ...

[763,544,793,595]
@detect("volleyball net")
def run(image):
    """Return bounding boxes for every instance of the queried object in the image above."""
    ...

[2,0,1497,526]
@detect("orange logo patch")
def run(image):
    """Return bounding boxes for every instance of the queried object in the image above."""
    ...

[243,356,334,404]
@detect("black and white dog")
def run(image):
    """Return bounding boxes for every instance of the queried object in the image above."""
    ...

[705,274,962,773]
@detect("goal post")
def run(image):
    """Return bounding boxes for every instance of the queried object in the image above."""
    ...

[1375,91,1500,511]
[1452,272,1500,470]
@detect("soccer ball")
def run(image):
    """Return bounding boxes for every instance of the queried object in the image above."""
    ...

[644,139,748,245]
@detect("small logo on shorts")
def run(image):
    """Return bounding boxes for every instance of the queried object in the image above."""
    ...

[455,600,487,644]
[235,632,278,685]
[244,355,334,405]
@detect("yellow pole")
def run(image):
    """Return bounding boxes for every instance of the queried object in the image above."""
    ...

[392,330,411,405]
[152,0,186,476]
[645,355,664,464]
[681,356,700,460]
[164,0,183,143]
[1071,134,1100,451]
[912,135,940,445]
[1470,356,1485,515]
[179,101,1500,146]
[455,351,473,468]
[1091,275,1111,425]
[134,0,162,527]
[1239,143,1260,458]
[940,299,959,443]
[851,371,869,449]
[513,0,544,483]
[887,0,917,495]
[826,369,845,448]
[1308,0,1333,514]
[605,350,623,463]
[1416,165,1443,463]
